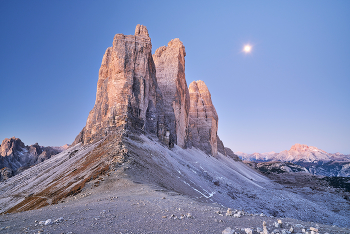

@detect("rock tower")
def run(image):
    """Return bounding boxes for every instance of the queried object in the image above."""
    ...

[73,25,169,146]
[188,80,218,156]
[153,38,190,148]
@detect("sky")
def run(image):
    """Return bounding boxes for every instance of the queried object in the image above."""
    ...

[0,1,349,154]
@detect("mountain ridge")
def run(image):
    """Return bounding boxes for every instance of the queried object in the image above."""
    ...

[236,143,350,177]
[236,143,350,162]
[0,137,66,181]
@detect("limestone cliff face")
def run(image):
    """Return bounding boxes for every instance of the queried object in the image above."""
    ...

[153,38,190,148]
[188,80,218,156]
[74,25,169,146]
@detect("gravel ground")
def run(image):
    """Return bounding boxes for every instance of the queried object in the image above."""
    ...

[1,173,349,234]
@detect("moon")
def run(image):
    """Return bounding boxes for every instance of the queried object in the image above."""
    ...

[243,44,252,53]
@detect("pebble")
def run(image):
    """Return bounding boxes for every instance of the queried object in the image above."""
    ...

[222,227,234,234]
[44,219,52,225]
[54,217,64,223]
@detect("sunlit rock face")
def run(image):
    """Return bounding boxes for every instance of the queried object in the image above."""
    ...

[153,38,190,148]
[188,80,218,156]
[73,25,169,146]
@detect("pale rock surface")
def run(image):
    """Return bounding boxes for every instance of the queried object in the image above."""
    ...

[153,38,190,148]
[73,24,169,146]
[188,80,218,156]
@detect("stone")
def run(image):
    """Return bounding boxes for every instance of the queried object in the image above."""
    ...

[274,221,282,228]
[309,227,318,232]
[226,208,233,216]
[153,38,190,148]
[188,80,218,156]
[54,217,64,223]
[233,213,241,218]
[281,229,291,234]
[222,227,234,234]
[73,24,169,146]
[44,219,52,225]
[244,228,253,234]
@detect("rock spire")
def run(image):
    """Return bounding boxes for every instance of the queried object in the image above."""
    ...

[73,25,228,156]
[153,38,190,148]
[73,24,169,146]
[188,80,218,156]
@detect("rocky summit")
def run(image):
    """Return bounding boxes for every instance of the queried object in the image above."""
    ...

[153,38,190,148]
[188,80,219,156]
[73,24,224,155]
[73,24,169,147]
[0,137,64,181]
[1,25,350,232]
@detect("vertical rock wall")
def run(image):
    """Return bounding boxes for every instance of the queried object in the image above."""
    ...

[72,25,228,155]
[73,25,168,145]
[188,80,218,156]
[153,38,190,148]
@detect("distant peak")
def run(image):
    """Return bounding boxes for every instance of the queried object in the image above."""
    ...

[134,24,149,37]
[290,143,312,152]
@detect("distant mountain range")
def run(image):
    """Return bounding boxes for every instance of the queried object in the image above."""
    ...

[236,144,350,177]
[0,137,68,181]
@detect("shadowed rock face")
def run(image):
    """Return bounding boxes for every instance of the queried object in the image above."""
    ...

[73,24,169,146]
[0,137,63,181]
[188,80,218,156]
[153,38,190,148]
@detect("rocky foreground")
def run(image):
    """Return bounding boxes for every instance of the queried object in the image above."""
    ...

[1,172,349,234]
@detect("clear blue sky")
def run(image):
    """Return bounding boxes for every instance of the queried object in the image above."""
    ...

[1,1,349,154]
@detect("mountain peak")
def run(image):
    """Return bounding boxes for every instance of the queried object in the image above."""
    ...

[290,143,311,152]
[134,24,149,37]
[0,137,25,157]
